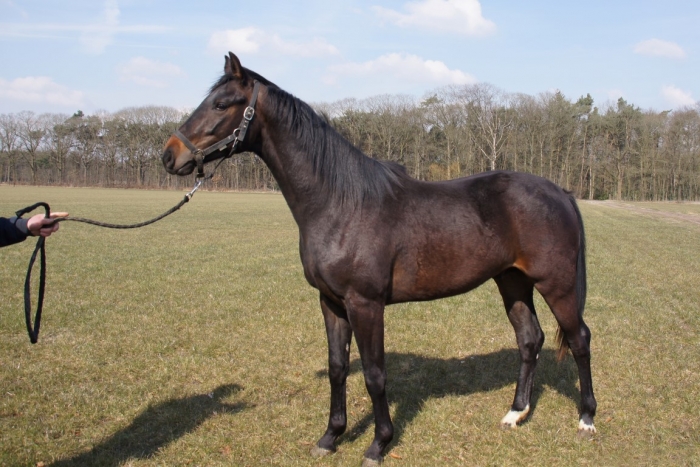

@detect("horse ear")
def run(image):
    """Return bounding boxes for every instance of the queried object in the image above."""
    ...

[225,52,247,82]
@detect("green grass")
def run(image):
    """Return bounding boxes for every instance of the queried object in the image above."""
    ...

[1,186,699,466]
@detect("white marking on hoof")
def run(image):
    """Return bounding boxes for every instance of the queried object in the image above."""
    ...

[578,419,597,434]
[500,405,530,428]
[310,445,333,458]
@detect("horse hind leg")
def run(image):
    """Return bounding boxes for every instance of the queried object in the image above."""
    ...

[537,283,597,434]
[495,269,544,428]
[558,317,596,434]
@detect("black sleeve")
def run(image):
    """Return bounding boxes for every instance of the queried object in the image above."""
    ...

[0,216,30,247]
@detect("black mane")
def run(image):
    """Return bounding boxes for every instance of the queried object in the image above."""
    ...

[263,84,407,206]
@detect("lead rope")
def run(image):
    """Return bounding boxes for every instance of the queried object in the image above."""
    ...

[15,172,219,344]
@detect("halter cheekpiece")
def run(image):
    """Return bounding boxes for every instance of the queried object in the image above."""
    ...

[173,80,261,178]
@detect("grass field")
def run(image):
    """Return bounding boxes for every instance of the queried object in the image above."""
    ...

[1,186,699,466]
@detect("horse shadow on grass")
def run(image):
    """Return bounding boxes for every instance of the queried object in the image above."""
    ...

[49,383,251,467]
[316,348,579,449]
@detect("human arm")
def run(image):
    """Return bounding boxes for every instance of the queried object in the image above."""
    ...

[0,212,69,248]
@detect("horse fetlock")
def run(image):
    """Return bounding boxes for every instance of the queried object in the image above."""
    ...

[314,431,339,455]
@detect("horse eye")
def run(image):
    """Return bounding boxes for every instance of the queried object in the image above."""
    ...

[214,102,228,111]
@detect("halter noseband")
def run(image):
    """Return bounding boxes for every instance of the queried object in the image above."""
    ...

[173,80,261,178]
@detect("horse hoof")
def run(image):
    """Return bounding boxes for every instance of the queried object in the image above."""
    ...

[577,419,597,437]
[500,405,530,429]
[310,445,333,458]
[362,456,383,467]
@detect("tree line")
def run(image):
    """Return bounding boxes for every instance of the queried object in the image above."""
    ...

[2,84,699,200]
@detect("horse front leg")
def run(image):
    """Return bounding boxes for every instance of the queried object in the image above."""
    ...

[312,294,353,457]
[345,293,393,467]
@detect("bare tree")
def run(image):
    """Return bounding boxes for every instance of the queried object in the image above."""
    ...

[423,89,469,179]
[0,113,21,183]
[44,113,73,184]
[1,87,698,201]
[71,113,102,185]
[16,111,56,184]
[451,83,513,171]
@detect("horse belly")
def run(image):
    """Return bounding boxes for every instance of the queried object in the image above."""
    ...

[389,241,506,303]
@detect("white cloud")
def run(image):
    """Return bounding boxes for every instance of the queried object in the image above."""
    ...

[268,35,339,58]
[16,0,165,55]
[0,76,85,108]
[634,39,686,59]
[207,28,339,58]
[325,53,475,87]
[661,85,695,108]
[117,56,184,88]
[372,0,496,36]
[208,28,261,54]
[80,0,120,55]
[0,21,168,42]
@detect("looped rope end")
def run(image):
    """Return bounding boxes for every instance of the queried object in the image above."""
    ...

[17,205,50,344]
[15,180,204,344]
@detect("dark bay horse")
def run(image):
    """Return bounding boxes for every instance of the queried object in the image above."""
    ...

[162,52,596,466]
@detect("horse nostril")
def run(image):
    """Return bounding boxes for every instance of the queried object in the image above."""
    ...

[162,148,174,169]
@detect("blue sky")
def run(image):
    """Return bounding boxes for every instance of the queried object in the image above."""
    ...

[1,0,698,114]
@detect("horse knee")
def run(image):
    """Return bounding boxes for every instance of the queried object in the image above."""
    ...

[363,367,387,395]
[328,360,349,384]
[376,420,394,444]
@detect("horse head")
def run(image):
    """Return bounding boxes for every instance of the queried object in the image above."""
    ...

[162,52,262,176]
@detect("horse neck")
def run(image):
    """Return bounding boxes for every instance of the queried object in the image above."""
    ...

[253,87,403,226]
[254,97,352,219]
[256,114,334,223]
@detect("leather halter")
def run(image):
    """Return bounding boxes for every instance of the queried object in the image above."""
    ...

[173,80,261,178]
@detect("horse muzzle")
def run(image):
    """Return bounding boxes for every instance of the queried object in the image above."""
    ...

[162,137,196,176]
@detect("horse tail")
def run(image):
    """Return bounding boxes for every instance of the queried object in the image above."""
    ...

[556,194,587,361]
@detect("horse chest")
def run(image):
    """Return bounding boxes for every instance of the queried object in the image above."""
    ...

[299,228,390,302]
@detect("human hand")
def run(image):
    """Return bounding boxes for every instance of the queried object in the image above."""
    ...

[26,212,69,237]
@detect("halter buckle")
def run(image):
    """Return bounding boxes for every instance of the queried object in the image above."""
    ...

[243,106,255,121]
[193,149,205,178]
